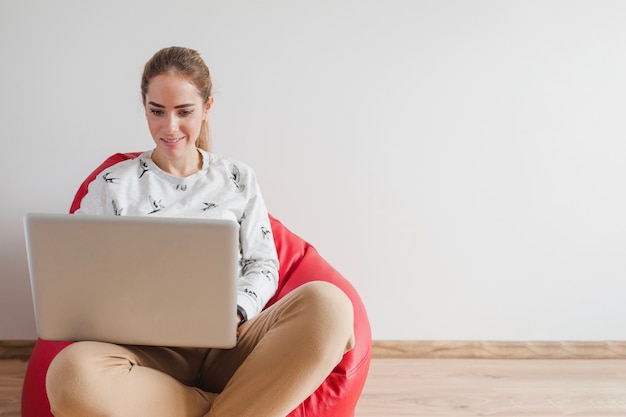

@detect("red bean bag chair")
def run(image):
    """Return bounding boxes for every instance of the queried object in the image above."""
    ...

[21,152,372,417]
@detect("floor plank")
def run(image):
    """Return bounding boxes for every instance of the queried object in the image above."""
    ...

[371,340,626,359]
[0,360,27,417]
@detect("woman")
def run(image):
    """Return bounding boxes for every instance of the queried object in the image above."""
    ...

[46,46,355,417]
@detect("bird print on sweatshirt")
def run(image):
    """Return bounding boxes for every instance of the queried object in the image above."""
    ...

[103,172,119,184]
[112,199,123,216]
[148,195,164,214]
[138,158,150,179]
[202,202,219,211]
[231,164,246,192]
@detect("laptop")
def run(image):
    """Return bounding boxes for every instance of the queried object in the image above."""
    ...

[23,213,238,348]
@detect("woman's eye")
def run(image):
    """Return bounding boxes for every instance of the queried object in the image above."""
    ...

[179,110,194,117]
[150,109,164,116]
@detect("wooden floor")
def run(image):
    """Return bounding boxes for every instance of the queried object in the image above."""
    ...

[3,358,626,416]
[357,358,626,416]
[0,360,24,417]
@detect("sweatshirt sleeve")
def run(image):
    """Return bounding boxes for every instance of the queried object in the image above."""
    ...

[235,168,279,322]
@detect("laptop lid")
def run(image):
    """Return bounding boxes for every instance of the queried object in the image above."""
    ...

[24,213,238,348]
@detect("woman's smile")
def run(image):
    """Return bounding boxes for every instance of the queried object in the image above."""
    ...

[161,136,185,145]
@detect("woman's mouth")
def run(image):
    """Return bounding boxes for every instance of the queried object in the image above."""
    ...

[161,137,184,144]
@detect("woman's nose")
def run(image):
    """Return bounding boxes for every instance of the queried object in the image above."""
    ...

[166,114,179,133]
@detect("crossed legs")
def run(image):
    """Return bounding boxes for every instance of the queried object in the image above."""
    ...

[46,281,355,417]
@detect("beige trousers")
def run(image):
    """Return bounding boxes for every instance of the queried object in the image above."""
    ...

[46,281,355,417]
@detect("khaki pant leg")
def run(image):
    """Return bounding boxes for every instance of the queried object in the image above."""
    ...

[46,341,215,417]
[201,281,355,417]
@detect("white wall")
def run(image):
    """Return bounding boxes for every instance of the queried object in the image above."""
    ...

[2,0,626,341]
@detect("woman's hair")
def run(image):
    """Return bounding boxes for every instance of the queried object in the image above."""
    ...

[141,47,213,151]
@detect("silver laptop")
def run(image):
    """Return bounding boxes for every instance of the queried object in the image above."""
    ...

[24,213,238,348]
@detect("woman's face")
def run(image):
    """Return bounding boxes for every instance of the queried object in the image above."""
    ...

[143,72,212,163]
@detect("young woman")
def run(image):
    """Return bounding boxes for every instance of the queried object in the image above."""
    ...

[45,46,355,417]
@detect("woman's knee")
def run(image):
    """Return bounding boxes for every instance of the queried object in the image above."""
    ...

[47,342,93,387]
[46,341,134,412]
[298,281,352,313]
[293,281,355,347]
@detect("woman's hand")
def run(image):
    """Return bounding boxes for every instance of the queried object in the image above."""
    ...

[236,313,244,338]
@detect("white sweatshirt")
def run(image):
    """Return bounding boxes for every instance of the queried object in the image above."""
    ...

[76,149,279,322]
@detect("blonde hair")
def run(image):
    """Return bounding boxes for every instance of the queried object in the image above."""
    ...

[141,47,212,151]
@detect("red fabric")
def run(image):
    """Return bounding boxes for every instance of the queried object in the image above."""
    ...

[21,153,371,417]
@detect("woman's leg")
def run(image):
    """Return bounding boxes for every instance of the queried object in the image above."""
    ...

[200,281,355,417]
[46,341,215,417]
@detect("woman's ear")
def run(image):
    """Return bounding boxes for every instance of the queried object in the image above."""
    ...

[204,96,214,118]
